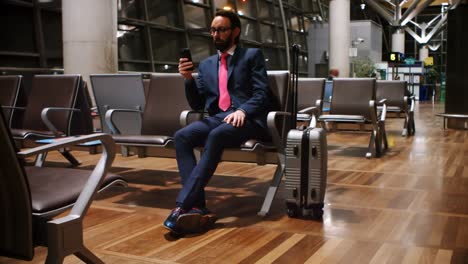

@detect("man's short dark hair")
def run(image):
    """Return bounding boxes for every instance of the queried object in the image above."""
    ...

[215,10,241,44]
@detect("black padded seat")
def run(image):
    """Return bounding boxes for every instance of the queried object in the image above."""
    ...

[0,109,127,263]
[318,78,388,158]
[105,73,192,157]
[112,134,173,146]
[25,166,125,215]
[12,128,63,139]
[0,75,23,128]
[376,80,415,136]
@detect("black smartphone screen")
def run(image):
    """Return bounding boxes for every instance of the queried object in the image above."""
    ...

[180,48,194,70]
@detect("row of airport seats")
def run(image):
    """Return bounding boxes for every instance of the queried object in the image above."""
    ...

[0,72,413,263]
[0,82,127,262]
[0,74,93,166]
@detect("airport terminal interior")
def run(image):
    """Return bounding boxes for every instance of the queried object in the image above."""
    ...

[1,0,468,263]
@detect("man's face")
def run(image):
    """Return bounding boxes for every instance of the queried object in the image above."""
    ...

[210,16,238,52]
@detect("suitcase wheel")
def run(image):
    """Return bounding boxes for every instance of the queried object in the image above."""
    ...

[312,207,324,219]
[286,202,299,218]
[287,208,299,218]
[312,203,324,219]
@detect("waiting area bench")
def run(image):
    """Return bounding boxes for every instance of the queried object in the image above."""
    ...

[436,113,468,130]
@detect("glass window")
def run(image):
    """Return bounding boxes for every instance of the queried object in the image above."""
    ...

[47,58,63,68]
[0,5,36,53]
[263,48,281,70]
[185,0,210,4]
[214,0,235,11]
[303,17,311,33]
[147,1,182,28]
[0,55,39,68]
[274,6,283,26]
[242,43,260,49]
[257,0,274,23]
[189,36,213,62]
[289,12,302,31]
[277,27,285,44]
[240,18,258,42]
[118,25,148,61]
[184,4,211,29]
[41,10,62,58]
[260,24,275,44]
[118,0,143,20]
[299,53,308,72]
[291,32,306,48]
[151,29,185,62]
[155,64,178,73]
[119,62,151,72]
[236,0,255,17]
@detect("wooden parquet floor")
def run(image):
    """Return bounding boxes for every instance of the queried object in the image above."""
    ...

[2,102,468,263]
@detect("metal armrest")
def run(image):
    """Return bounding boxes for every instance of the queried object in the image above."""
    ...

[180,109,207,127]
[104,108,143,134]
[378,98,387,105]
[298,105,319,128]
[409,96,415,112]
[19,133,116,219]
[2,105,26,111]
[267,111,291,154]
[41,107,80,137]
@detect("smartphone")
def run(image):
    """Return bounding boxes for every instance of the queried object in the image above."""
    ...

[180,48,194,70]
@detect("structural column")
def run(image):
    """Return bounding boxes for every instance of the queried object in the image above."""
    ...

[62,0,117,104]
[392,28,405,53]
[329,0,350,77]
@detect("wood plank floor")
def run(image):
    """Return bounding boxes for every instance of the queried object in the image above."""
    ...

[2,101,468,263]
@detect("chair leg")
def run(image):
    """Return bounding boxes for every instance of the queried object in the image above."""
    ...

[121,146,130,157]
[402,117,408,137]
[35,152,48,167]
[75,246,104,264]
[137,147,146,158]
[409,112,415,135]
[45,255,65,264]
[59,149,81,167]
[258,159,285,217]
[366,129,377,159]
[380,122,388,150]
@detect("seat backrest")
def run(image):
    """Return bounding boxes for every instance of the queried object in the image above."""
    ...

[330,78,376,119]
[142,78,151,99]
[69,80,94,136]
[0,110,34,261]
[267,71,290,113]
[90,74,146,134]
[376,80,408,109]
[0,75,22,127]
[141,73,192,136]
[323,80,333,111]
[266,71,290,140]
[297,78,325,111]
[21,74,81,134]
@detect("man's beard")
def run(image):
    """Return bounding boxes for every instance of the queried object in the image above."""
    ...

[214,35,232,52]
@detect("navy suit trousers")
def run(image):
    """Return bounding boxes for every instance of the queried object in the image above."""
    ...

[174,110,269,209]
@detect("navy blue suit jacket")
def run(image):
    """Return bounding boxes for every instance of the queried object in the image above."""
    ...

[184,47,271,128]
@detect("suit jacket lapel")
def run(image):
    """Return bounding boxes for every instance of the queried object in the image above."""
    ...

[228,48,240,81]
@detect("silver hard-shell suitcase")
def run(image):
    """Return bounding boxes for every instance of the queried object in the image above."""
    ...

[285,127,327,218]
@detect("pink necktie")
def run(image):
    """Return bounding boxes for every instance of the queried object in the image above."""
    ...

[218,52,230,111]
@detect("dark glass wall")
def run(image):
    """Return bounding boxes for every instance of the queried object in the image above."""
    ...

[1,0,320,76]
[445,4,468,114]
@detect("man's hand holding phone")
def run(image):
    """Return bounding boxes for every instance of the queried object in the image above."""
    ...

[179,48,194,80]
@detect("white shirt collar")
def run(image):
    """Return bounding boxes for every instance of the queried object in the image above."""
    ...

[218,45,236,58]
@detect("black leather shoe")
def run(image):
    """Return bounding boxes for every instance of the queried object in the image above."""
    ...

[186,207,218,231]
[163,207,186,234]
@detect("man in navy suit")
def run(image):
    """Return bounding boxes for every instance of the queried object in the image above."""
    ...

[163,10,272,234]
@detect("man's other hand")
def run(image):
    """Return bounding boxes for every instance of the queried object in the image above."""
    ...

[224,110,246,127]
[179,58,194,79]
